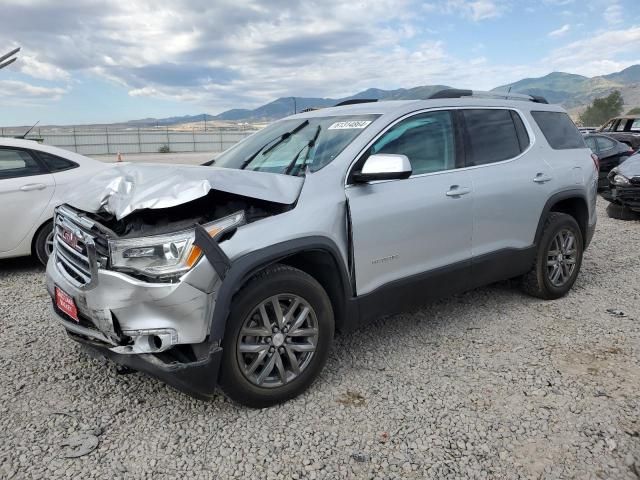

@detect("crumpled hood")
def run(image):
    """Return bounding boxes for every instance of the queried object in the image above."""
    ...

[616,153,640,178]
[63,163,304,220]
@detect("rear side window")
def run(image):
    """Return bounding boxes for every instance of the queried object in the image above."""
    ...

[0,148,46,179]
[531,111,585,150]
[595,136,615,151]
[462,109,523,166]
[37,151,78,172]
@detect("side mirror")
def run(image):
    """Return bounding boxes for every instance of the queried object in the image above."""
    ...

[352,154,412,183]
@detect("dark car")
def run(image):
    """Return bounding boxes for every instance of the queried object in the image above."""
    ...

[584,133,635,189]
[598,116,640,150]
[601,152,640,218]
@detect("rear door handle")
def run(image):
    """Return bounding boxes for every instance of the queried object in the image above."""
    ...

[446,186,471,197]
[20,183,47,191]
[533,173,552,184]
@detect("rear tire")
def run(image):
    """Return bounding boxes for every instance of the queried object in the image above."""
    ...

[33,221,54,266]
[522,213,583,300]
[219,264,334,408]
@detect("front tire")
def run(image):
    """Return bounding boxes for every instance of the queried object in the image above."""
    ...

[522,212,583,300]
[219,264,334,408]
[33,221,54,266]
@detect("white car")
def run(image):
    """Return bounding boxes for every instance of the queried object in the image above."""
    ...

[0,138,108,265]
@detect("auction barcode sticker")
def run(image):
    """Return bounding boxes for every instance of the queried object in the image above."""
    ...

[328,120,372,130]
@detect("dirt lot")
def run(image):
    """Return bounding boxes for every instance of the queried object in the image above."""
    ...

[1,198,639,479]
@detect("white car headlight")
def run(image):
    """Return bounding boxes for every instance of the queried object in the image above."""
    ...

[109,211,245,278]
[612,174,630,186]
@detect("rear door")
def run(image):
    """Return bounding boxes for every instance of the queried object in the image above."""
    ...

[346,110,473,297]
[0,148,55,253]
[462,108,552,273]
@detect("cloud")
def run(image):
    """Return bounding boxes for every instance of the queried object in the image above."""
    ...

[19,55,70,81]
[0,0,637,119]
[0,80,68,107]
[445,0,503,21]
[545,26,640,77]
[604,4,623,25]
[548,24,571,38]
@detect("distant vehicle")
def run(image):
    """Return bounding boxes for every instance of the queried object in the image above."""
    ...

[584,134,635,189]
[601,152,640,219]
[579,127,597,135]
[0,138,108,265]
[598,115,640,150]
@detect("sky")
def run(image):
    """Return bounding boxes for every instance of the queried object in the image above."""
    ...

[1,0,639,126]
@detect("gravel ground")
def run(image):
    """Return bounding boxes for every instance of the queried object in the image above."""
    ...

[1,197,639,479]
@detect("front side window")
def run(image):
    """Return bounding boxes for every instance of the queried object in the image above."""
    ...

[214,115,379,175]
[462,109,522,166]
[531,111,585,150]
[631,119,640,132]
[0,148,45,179]
[37,151,78,172]
[367,111,456,175]
[600,121,614,132]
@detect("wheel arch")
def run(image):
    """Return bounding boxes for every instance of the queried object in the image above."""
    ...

[209,236,353,343]
[535,190,589,247]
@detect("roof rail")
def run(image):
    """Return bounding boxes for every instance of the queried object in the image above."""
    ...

[429,89,548,104]
[334,98,378,107]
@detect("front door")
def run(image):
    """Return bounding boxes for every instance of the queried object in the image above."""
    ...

[345,110,473,299]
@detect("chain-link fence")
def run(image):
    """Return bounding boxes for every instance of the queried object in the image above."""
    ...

[0,126,258,156]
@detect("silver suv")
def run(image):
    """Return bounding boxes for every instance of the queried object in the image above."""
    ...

[46,91,598,407]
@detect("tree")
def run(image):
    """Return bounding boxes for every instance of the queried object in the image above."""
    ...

[579,90,624,127]
[627,107,640,115]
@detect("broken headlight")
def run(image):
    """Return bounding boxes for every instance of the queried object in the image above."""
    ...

[612,173,630,186]
[109,211,245,278]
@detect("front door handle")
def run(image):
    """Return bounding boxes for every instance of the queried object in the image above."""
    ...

[20,183,47,191]
[533,173,552,184]
[446,186,471,197]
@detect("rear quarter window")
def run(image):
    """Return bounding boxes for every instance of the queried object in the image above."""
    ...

[37,151,78,172]
[531,111,585,150]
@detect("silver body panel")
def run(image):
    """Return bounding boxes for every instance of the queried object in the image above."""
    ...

[63,162,305,220]
[46,97,597,355]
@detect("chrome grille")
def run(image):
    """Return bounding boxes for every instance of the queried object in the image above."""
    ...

[53,206,109,290]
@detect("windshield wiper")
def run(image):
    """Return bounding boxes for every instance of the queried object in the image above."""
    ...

[284,125,321,175]
[240,120,309,170]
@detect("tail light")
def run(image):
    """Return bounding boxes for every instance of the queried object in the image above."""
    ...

[591,153,600,171]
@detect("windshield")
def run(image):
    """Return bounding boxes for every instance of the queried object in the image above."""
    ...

[214,115,379,174]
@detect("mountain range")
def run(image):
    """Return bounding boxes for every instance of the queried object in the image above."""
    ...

[127,65,640,126]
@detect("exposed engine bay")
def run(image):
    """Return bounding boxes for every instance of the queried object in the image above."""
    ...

[85,189,292,238]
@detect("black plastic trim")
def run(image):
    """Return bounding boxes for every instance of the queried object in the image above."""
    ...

[534,189,590,247]
[194,224,232,280]
[67,332,222,399]
[208,236,352,342]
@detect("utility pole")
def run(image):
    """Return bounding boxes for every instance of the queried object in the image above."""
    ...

[204,113,207,131]
[292,97,297,114]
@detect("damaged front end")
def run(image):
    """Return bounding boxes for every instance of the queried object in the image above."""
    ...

[46,163,303,398]
[602,154,640,212]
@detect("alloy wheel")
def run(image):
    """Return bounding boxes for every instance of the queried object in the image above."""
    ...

[45,230,55,258]
[546,229,577,287]
[236,294,319,388]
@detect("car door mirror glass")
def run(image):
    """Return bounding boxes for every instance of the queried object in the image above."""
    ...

[353,154,412,183]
